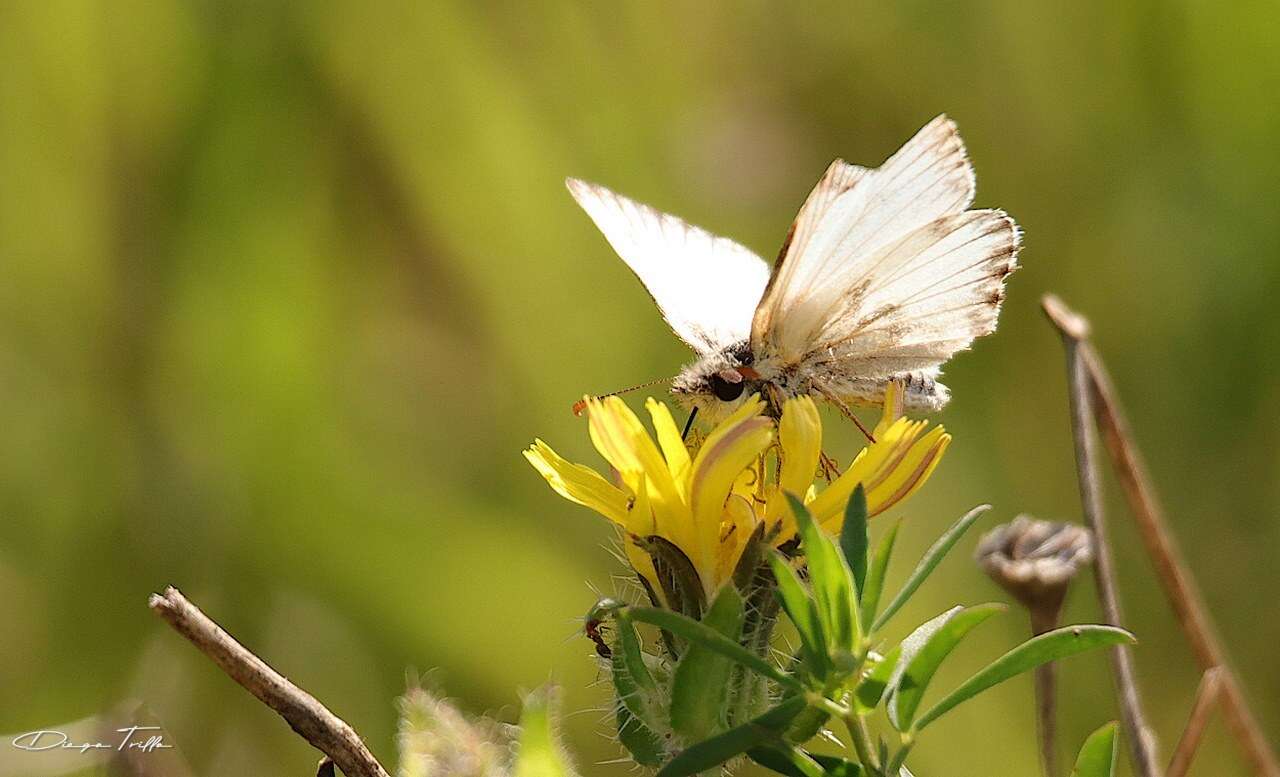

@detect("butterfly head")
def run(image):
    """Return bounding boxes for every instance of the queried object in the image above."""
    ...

[671,343,770,420]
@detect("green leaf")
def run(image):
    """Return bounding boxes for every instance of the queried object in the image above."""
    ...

[859,521,899,631]
[610,612,661,729]
[810,753,866,776]
[514,687,578,777]
[626,602,802,691]
[887,604,1005,730]
[855,645,901,710]
[768,552,829,676]
[750,746,865,777]
[747,745,827,777]
[914,625,1136,732]
[788,493,860,652]
[840,485,870,597]
[657,694,808,777]
[1070,722,1118,777]
[872,505,990,633]
[670,585,746,741]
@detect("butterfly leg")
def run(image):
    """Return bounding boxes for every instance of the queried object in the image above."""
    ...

[813,381,877,443]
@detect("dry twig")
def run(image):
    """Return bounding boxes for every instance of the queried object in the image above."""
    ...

[149,586,391,777]
[1043,294,1279,777]
[1167,667,1225,777]
[1046,295,1160,777]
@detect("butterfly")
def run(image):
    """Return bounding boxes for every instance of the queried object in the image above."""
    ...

[568,115,1020,434]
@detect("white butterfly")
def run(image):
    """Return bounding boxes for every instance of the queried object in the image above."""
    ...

[568,115,1020,429]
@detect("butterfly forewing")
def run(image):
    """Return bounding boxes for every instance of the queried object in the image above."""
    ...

[566,178,770,355]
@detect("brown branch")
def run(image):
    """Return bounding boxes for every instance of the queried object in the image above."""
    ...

[1043,294,1280,777]
[148,586,392,777]
[1166,667,1225,777]
[1046,295,1160,777]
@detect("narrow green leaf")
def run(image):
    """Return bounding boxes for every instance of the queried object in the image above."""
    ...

[888,604,1005,730]
[768,552,829,676]
[859,521,899,630]
[514,687,578,777]
[855,645,901,710]
[840,484,870,597]
[787,493,860,652]
[747,745,827,777]
[658,695,808,777]
[914,625,1136,732]
[885,607,960,726]
[670,585,746,741]
[626,603,802,691]
[811,753,866,776]
[1070,722,1118,777]
[872,505,990,632]
[610,613,661,730]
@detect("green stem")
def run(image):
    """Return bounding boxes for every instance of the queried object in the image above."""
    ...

[844,713,882,775]
[809,695,882,774]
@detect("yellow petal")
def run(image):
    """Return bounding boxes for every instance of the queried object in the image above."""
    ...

[863,426,950,518]
[586,396,689,546]
[646,397,692,499]
[808,417,948,526]
[778,396,822,497]
[689,409,773,578]
[523,440,631,524]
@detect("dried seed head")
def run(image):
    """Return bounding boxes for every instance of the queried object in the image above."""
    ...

[975,515,1094,618]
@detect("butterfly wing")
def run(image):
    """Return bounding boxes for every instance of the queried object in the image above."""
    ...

[751,115,1018,387]
[568,178,770,354]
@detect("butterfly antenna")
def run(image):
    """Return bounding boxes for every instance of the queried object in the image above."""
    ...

[572,377,672,416]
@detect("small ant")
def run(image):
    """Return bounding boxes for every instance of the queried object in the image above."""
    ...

[584,617,612,659]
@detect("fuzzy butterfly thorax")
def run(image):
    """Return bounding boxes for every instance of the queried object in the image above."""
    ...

[570,114,1019,425]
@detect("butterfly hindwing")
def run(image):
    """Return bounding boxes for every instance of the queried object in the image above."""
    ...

[751,115,1017,389]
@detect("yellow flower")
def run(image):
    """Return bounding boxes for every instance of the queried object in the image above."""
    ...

[524,384,949,599]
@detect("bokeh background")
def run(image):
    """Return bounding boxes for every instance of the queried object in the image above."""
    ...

[2,2,1277,776]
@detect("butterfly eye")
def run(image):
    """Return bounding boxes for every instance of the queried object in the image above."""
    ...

[710,371,745,401]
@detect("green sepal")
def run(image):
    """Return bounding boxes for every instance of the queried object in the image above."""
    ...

[617,704,665,767]
[638,535,707,623]
[669,585,746,742]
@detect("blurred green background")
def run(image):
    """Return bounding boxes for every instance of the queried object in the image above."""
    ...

[1,2,1277,775]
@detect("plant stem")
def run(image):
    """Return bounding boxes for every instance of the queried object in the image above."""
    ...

[1044,294,1280,777]
[844,711,882,775]
[1030,607,1061,777]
